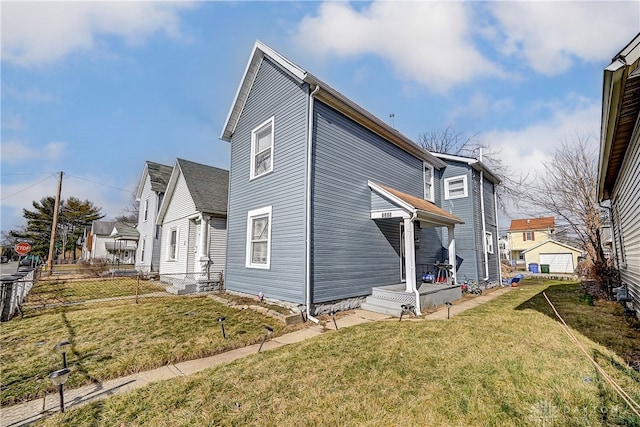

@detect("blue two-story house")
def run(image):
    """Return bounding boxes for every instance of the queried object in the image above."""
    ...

[220,41,498,318]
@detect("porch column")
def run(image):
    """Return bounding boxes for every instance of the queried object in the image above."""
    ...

[403,218,416,293]
[198,215,209,260]
[448,226,457,284]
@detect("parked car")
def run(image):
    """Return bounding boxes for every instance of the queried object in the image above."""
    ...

[18,255,41,267]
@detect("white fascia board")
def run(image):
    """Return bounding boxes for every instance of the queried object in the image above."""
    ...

[430,152,476,164]
[135,165,149,200]
[156,161,181,225]
[598,61,625,200]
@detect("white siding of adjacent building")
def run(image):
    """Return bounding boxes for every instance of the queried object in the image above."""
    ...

[136,175,155,273]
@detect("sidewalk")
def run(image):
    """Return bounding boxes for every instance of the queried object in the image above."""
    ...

[1,287,510,427]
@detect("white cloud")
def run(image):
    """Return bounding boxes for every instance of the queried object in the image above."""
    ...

[448,92,514,122]
[1,140,66,164]
[480,97,600,182]
[1,1,194,67]
[294,1,505,93]
[489,2,640,75]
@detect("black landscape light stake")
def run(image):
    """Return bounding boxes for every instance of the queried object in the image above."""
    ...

[54,340,71,369]
[329,311,338,330]
[217,316,226,339]
[49,368,70,413]
[258,325,273,353]
[445,302,452,319]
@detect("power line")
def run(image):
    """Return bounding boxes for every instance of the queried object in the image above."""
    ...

[64,174,136,195]
[1,173,57,200]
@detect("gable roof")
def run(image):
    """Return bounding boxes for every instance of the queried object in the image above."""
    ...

[521,239,583,255]
[157,158,229,222]
[220,40,446,169]
[598,32,640,201]
[136,161,173,199]
[508,217,555,232]
[91,220,116,236]
[110,222,139,240]
[369,181,463,226]
[430,152,501,185]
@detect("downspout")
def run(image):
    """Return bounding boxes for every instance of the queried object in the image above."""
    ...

[306,84,321,323]
[480,169,489,281]
[410,211,421,316]
[494,184,502,285]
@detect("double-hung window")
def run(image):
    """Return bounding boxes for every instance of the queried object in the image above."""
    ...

[168,228,178,261]
[251,117,274,180]
[524,231,534,241]
[485,232,494,254]
[444,175,468,200]
[423,163,434,202]
[140,238,146,262]
[246,206,272,269]
[143,199,149,222]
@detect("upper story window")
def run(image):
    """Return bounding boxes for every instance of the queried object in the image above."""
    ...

[168,227,178,261]
[143,199,149,222]
[524,231,534,241]
[251,117,274,180]
[444,175,468,200]
[485,232,494,254]
[423,163,434,202]
[246,206,272,269]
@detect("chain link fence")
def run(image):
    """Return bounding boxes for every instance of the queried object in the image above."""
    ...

[1,264,224,320]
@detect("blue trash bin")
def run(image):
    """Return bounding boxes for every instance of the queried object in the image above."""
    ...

[528,263,539,274]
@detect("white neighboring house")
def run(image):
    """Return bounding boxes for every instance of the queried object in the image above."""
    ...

[157,158,229,294]
[108,222,139,264]
[135,161,173,274]
[82,220,115,261]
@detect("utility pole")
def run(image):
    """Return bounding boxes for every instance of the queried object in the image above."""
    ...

[47,171,63,276]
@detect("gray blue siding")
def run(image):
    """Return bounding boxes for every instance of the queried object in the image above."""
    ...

[225,58,309,303]
[311,101,442,302]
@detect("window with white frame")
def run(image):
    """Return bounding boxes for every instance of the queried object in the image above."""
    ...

[444,175,468,200]
[143,199,149,221]
[423,163,434,202]
[246,206,272,268]
[168,228,178,261]
[251,117,274,180]
[485,231,494,254]
[524,231,534,241]
[140,238,146,262]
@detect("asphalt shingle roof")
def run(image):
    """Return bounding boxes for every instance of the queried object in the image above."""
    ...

[508,216,555,231]
[176,158,228,215]
[146,161,173,193]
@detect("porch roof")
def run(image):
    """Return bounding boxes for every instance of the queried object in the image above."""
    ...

[368,181,464,226]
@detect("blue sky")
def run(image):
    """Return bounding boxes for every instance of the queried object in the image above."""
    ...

[2,1,639,234]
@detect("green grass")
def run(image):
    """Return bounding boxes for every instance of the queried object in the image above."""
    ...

[1,296,290,406]
[39,281,640,426]
[24,277,166,307]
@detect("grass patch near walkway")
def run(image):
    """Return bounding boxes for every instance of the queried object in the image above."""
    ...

[1,296,289,406]
[43,281,640,426]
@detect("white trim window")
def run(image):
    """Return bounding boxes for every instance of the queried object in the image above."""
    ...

[250,117,274,180]
[444,175,468,200]
[485,231,494,254]
[140,238,146,262]
[143,198,149,222]
[168,227,178,261]
[246,206,272,268]
[423,163,434,202]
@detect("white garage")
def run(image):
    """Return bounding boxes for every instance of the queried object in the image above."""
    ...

[539,253,574,274]
[522,240,583,274]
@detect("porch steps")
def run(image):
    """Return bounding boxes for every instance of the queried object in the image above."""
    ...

[166,284,197,295]
[361,297,404,317]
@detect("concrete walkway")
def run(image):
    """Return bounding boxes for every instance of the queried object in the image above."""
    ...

[1,287,510,427]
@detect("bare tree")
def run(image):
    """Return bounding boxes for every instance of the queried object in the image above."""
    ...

[418,126,525,212]
[524,134,605,271]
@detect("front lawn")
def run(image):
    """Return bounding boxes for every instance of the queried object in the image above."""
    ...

[41,281,640,426]
[1,296,290,406]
